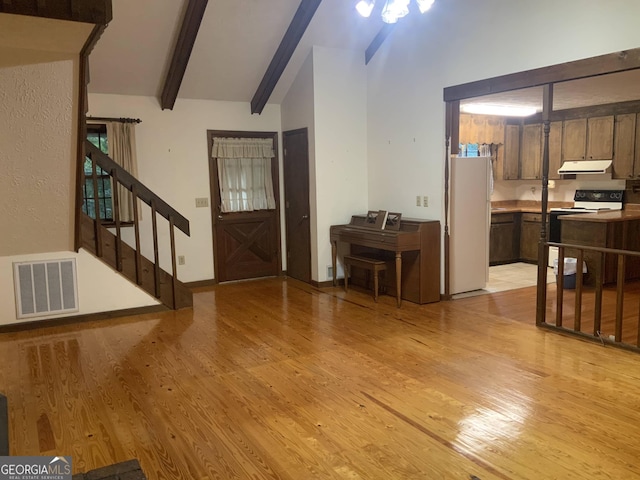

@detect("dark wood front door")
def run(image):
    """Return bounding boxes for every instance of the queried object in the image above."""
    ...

[209,130,281,283]
[283,128,311,283]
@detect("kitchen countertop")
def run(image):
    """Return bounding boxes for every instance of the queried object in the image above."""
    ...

[491,200,572,214]
[558,209,640,223]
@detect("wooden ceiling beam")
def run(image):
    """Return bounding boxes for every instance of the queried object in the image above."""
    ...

[365,24,395,65]
[250,0,322,115]
[444,48,640,102]
[160,0,208,110]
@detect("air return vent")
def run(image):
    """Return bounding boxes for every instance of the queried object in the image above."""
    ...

[13,259,78,319]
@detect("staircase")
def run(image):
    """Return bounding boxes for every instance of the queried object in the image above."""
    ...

[82,141,192,310]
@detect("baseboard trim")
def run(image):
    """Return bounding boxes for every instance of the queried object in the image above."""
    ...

[0,304,169,334]
[311,279,344,288]
[0,393,8,456]
[184,278,217,288]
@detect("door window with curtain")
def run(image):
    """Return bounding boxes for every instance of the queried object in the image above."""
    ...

[212,137,276,213]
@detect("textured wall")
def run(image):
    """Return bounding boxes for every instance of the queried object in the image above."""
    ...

[0,59,76,255]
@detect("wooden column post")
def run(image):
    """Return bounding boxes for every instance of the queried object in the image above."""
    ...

[536,84,553,325]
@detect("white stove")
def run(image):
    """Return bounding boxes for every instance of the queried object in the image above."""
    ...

[551,189,624,213]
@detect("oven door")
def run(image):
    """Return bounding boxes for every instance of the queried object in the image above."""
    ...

[549,210,567,243]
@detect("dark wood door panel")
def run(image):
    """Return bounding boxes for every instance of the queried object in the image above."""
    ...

[283,128,311,283]
[216,218,279,281]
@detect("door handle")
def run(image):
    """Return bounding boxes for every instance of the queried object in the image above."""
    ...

[302,215,309,220]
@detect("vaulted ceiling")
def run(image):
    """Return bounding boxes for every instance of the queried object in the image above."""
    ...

[86,0,389,113]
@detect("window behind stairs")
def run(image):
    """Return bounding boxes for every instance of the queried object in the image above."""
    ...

[83,124,113,221]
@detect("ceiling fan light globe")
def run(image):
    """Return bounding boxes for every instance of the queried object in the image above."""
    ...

[416,0,435,13]
[381,0,409,23]
[355,0,375,17]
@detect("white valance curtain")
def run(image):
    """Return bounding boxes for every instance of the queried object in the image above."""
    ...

[212,137,276,213]
[105,121,139,222]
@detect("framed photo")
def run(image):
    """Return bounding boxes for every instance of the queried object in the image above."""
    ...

[385,212,402,230]
[365,210,388,229]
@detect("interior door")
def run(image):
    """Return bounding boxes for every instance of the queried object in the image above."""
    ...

[209,131,281,282]
[283,128,311,283]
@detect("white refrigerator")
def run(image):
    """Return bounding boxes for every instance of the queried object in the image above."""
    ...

[450,155,491,295]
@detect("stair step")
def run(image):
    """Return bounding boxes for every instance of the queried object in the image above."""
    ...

[81,215,192,309]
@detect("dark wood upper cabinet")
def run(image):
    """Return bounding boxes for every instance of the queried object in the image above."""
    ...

[521,124,542,180]
[562,118,588,161]
[612,113,636,179]
[504,125,520,180]
[548,121,563,180]
[586,115,614,160]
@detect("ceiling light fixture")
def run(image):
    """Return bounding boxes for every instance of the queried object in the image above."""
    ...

[356,0,435,24]
[461,104,538,117]
[355,0,375,17]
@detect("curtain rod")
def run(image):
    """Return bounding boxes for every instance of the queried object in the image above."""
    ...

[87,116,142,124]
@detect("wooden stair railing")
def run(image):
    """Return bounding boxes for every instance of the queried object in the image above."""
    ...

[83,140,192,310]
[539,241,640,354]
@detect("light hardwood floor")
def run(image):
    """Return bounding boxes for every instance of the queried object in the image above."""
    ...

[2,278,640,479]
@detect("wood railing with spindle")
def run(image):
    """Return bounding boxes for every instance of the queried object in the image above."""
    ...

[84,140,190,309]
[539,241,640,353]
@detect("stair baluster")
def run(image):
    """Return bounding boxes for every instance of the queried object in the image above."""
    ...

[82,140,191,309]
[131,184,142,285]
[111,167,123,271]
[90,158,103,257]
[151,199,161,299]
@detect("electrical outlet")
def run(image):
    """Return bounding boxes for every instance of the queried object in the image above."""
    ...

[195,197,209,208]
[423,195,429,207]
[178,255,185,265]
[416,195,421,206]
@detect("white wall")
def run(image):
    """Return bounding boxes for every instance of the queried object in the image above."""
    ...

[366,0,640,290]
[311,47,368,282]
[0,59,77,256]
[0,249,159,326]
[87,94,282,283]
[281,50,315,274]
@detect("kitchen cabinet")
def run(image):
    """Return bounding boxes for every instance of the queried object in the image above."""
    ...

[519,122,562,180]
[548,121,563,180]
[635,113,640,177]
[520,213,545,263]
[612,113,636,179]
[503,124,520,180]
[586,115,614,159]
[562,118,587,160]
[490,212,520,265]
[562,116,614,162]
[520,124,542,179]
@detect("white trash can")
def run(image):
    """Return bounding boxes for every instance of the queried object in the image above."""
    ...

[553,257,587,289]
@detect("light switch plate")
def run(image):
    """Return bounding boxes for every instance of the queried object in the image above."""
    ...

[195,197,209,208]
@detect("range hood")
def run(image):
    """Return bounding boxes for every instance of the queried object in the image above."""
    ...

[558,160,612,174]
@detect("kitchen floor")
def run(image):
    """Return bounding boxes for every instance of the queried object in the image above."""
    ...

[453,262,555,299]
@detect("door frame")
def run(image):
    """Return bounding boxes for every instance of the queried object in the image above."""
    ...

[207,129,282,282]
[443,47,640,306]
